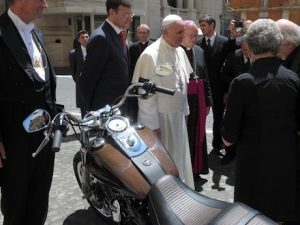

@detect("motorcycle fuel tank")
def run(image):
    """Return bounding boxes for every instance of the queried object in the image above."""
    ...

[92,125,178,199]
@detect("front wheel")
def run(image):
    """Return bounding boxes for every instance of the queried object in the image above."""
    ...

[73,151,114,223]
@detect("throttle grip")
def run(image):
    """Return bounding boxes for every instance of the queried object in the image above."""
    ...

[155,85,175,95]
[52,129,63,152]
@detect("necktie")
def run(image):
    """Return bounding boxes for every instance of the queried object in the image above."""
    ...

[119,31,127,50]
[245,57,251,70]
[207,38,212,51]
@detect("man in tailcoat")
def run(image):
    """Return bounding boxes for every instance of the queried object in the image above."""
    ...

[0,0,57,224]
[197,15,234,155]
[78,0,133,112]
[69,30,89,116]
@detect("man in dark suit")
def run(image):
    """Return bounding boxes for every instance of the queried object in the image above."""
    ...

[220,36,251,164]
[128,24,152,121]
[197,15,233,155]
[78,0,133,112]
[0,0,57,224]
[181,20,212,182]
[69,30,89,117]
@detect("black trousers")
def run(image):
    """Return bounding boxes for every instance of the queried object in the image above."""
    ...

[1,130,55,225]
[211,93,225,149]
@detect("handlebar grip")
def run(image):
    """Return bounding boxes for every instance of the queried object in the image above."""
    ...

[155,85,175,95]
[52,129,63,152]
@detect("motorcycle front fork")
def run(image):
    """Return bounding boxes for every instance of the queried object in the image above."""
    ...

[79,146,90,199]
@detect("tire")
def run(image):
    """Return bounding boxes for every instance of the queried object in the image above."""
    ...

[73,151,114,223]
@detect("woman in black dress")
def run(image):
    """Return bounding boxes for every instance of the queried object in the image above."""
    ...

[222,18,300,223]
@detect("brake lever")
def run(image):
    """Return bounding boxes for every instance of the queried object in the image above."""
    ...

[32,128,51,158]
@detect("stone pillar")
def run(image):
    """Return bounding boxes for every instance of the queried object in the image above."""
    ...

[187,0,194,9]
[177,0,183,8]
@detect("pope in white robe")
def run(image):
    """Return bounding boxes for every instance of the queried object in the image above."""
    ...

[132,15,195,189]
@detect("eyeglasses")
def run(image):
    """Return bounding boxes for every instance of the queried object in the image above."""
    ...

[122,12,134,18]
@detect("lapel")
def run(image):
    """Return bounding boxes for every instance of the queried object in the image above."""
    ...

[0,13,46,84]
[102,21,128,63]
[32,28,51,82]
[75,46,84,65]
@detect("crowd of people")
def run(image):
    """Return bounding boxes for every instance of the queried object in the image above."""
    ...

[0,0,299,224]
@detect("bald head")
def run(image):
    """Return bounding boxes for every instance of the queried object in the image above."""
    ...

[137,24,150,42]
[182,20,199,48]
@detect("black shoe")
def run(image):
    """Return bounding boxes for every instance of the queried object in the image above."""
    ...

[200,169,209,175]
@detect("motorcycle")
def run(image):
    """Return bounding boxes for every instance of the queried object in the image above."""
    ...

[23,82,276,225]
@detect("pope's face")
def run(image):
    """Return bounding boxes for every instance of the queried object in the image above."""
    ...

[164,21,185,47]
[17,0,48,23]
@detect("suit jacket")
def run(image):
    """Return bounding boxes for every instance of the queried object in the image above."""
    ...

[0,12,56,143]
[78,21,130,111]
[129,40,153,78]
[69,46,84,107]
[221,48,251,92]
[197,34,231,97]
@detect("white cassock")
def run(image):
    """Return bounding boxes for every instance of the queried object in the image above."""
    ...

[132,37,195,189]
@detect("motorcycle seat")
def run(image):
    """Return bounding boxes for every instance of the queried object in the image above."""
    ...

[148,175,276,225]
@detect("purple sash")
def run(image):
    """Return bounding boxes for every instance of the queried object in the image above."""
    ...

[187,79,206,174]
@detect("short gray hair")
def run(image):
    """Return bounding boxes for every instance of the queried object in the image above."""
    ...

[245,18,283,55]
[276,19,300,47]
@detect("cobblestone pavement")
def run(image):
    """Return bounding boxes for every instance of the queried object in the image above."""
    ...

[0,76,235,224]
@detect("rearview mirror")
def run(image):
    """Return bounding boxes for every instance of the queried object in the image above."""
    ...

[23,109,50,133]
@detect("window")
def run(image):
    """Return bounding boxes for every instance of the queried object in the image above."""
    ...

[260,0,268,7]
[168,0,176,8]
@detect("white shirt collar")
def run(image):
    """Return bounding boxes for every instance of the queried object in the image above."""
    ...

[81,45,87,60]
[8,8,35,33]
[205,32,216,45]
[106,19,123,35]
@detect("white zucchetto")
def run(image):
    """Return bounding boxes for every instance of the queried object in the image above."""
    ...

[162,14,182,27]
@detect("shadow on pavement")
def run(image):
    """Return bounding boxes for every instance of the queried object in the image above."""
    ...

[208,151,235,190]
[63,207,108,225]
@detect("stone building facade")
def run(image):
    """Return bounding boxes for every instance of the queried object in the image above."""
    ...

[0,0,224,71]
[227,0,300,24]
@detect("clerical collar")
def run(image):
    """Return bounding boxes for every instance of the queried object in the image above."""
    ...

[140,41,148,45]
[106,19,122,35]
[8,8,34,33]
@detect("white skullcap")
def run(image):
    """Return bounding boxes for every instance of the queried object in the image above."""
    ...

[162,14,182,27]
